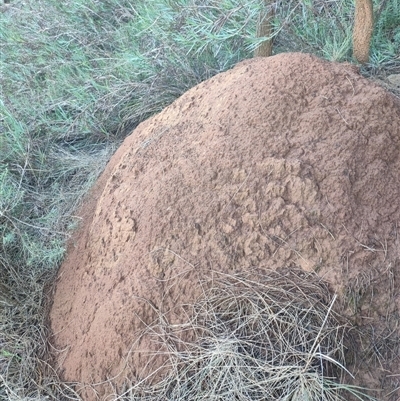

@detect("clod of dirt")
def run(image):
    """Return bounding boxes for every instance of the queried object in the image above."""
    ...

[49,52,400,400]
[388,74,400,89]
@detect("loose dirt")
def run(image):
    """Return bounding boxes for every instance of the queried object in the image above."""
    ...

[49,53,400,400]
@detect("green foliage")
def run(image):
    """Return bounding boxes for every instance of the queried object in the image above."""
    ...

[371,0,400,64]
[268,0,354,61]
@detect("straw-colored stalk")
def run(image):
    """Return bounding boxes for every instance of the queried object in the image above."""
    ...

[353,0,374,63]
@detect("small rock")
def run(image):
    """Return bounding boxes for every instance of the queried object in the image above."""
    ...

[387,74,400,88]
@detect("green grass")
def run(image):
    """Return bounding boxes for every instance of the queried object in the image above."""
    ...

[0,0,399,399]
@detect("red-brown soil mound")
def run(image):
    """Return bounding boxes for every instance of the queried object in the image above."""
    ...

[49,53,400,400]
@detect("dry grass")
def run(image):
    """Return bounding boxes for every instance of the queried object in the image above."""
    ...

[119,269,376,401]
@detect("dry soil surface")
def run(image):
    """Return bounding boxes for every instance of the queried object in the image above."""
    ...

[49,53,400,400]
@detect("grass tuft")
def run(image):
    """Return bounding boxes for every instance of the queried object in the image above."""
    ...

[122,270,376,401]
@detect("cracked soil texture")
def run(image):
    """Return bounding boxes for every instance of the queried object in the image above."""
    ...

[49,53,400,400]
